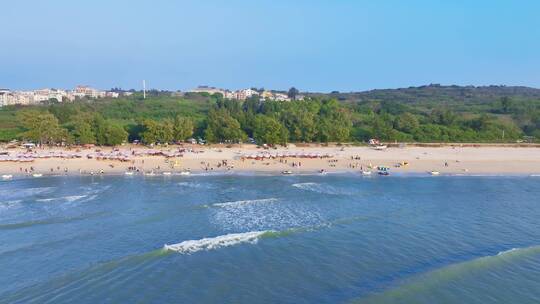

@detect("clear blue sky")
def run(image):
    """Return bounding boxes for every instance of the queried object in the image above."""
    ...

[2,0,539,92]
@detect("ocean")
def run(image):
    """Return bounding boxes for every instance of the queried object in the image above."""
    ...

[1,174,539,303]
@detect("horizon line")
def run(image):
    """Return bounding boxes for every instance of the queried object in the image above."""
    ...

[3,83,540,94]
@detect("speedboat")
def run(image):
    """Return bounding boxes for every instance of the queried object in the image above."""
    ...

[361,171,372,176]
[430,171,440,176]
[2,174,13,180]
[282,170,293,175]
[124,171,134,175]
[32,173,43,178]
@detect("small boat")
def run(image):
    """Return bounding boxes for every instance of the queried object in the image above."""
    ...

[361,171,372,176]
[32,173,43,178]
[2,174,13,180]
[282,170,293,175]
[124,171,134,176]
[430,171,440,176]
[179,171,191,176]
[377,166,390,176]
[144,171,156,176]
[373,145,387,150]
[162,172,172,176]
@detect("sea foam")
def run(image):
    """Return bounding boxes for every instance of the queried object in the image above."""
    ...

[0,187,55,200]
[0,200,22,212]
[213,198,278,208]
[292,182,351,195]
[163,231,271,254]
[36,195,88,203]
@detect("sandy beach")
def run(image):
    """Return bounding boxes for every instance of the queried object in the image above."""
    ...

[1,144,539,177]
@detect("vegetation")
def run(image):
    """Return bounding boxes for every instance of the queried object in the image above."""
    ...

[1,85,539,146]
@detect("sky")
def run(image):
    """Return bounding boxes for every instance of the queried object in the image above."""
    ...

[2,0,540,92]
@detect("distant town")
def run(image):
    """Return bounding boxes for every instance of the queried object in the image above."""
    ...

[0,86,127,107]
[0,85,304,107]
[188,86,304,102]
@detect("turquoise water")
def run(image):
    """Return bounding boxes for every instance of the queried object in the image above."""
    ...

[1,174,539,303]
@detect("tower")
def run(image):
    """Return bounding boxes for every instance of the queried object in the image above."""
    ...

[143,80,146,99]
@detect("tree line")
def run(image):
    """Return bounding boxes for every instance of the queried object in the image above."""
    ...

[2,91,538,146]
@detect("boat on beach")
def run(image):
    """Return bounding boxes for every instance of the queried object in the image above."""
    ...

[162,172,172,176]
[282,170,293,175]
[2,174,13,180]
[362,171,372,176]
[430,171,440,176]
[124,171,134,176]
[179,171,191,176]
[32,173,43,178]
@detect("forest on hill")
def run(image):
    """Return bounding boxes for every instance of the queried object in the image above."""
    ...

[1,85,539,146]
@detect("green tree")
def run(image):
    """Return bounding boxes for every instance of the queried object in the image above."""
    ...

[204,109,247,143]
[161,119,174,143]
[253,115,288,145]
[394,113,419,133]
[430,108,456,125]
[93,115,109,145]
[104,123,128,146]
[173,116,194,141]
[72,121,96,144]
[500,96,512,114]
[315,99,352,142]
[93,115,127,146]
[140,119,161,144]
[18,110,68,145]
[287,87,299,100]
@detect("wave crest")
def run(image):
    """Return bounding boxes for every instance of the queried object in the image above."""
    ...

[213,198,278,208]
[164,231,271,254]
[292,182,351,195]
[36,195,88,203]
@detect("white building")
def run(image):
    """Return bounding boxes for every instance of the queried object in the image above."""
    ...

[74,85,106,98]
[274,93,290,101]
[0,85,117,107]
[0,89,13,107]
[106,92,120,98]
[235,88,259,100]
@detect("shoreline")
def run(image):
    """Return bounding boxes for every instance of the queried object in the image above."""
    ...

[1,145,540,177]
[2,171,540,182]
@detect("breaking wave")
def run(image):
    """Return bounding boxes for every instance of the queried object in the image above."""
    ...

[212,198,279,208]
[163,231,273,254]
[177,182,214,189]
[292,182,353,195]
[36,195,88,203]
